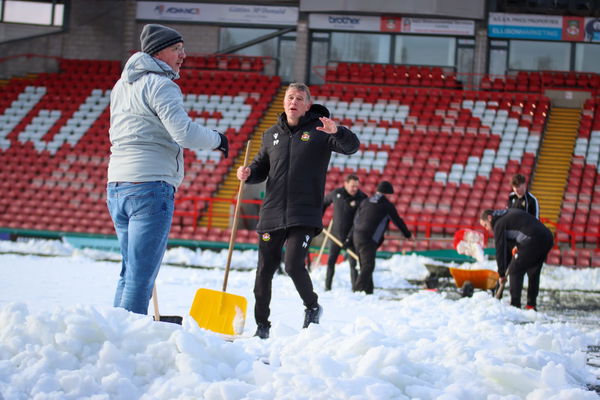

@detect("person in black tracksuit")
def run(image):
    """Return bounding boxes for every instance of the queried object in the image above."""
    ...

[507,173,539,218]
[505,173,540,281]
[237,83,360,338]
[322,174,367,291]
[480,208,553,310]
[350,181,412,294]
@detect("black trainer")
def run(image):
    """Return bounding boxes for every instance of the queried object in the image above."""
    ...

[254,323,270,339]
[302,304,323,328]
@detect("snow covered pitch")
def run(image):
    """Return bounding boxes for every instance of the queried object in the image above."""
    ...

[1,239,599,399]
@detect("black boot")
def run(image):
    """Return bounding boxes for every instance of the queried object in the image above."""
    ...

[254,323,270,339]
[302,304,323,328]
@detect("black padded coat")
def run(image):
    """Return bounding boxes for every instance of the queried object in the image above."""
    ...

[246,104,360,233]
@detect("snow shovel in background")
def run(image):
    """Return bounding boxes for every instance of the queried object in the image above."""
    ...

[321,228,360,262]
[314,219,333,266]
[495,248,516,299]
[152,284,183,325]
[189,141,251,336]
[495,273,508,300]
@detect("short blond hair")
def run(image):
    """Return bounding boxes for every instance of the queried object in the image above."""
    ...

[287,82,311,103]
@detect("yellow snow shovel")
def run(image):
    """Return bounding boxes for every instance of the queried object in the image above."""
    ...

[189,141,251,336]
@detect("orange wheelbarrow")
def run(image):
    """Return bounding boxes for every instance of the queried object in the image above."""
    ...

[448,267,499,297]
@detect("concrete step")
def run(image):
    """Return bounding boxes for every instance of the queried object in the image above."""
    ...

[529,106,582,226]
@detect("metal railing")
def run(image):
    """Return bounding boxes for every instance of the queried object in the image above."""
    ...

[175,196,599,252]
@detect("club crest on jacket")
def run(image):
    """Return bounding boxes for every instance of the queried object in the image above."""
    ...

[262,233,271,242]
[300,132,310,141]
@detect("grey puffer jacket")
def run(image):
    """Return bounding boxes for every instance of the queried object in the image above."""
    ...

[108,52,220,189]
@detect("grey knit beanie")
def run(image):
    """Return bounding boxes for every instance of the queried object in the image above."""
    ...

[140,24,183,55]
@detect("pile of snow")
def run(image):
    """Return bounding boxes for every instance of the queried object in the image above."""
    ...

[1,238,599,399]
[454,229,486,264]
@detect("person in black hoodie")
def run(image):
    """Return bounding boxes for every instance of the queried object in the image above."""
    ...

[350,181,412,294]
[504,174,540,281]
[237,82,360,339]
[322,174,367,291]
[480,208,553,310]
[507,174,539,219]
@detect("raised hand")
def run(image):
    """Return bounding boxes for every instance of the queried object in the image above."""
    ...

[316,117,338,135]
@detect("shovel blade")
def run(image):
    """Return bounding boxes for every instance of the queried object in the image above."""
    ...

[189,288,247,335]
[153,315,183,325]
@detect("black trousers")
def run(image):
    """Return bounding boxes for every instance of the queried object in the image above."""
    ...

[254,226,318,325]
[325,241,358,291]
[508,232,554,308]
[353,236,378,294]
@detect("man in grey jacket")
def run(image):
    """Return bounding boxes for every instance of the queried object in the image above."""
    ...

[107,24,228,315]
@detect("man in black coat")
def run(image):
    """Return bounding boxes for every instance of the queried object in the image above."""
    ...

[322,174,367,291]
[350,181,412,294]
[237,82,360,339]
[480,208,553,310]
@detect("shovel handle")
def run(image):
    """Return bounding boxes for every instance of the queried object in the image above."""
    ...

[321,228,360,262]
[223,140,252,292]
[314,219,333,266]
[495,280,505,299]
[152,284,160,320]
[495,266,510,299]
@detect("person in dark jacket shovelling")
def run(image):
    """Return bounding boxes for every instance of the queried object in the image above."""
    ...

[322,174,367,291]
[237,82,360,339]
[480,208,553,310]
[350,181,412,294]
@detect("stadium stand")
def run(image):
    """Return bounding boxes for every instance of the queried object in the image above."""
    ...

[183,55,265,73]
[552,96,600,266]
[312,70,600,264]
[324,62,460,89]
[312,84,547,253]
[0,56,279,243]
[1,53,599,265]
[479,70,600,95]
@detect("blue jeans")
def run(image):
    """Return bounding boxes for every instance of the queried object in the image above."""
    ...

[106,181,175,314]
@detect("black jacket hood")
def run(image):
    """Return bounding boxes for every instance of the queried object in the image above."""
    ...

[308,104,330,118]
[279,104,330,127]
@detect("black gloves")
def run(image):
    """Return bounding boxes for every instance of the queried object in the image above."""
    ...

[344,236,353,250]
[216,132,228,158]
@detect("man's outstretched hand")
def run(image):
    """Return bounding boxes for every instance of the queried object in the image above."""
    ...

[316,117,338,134]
